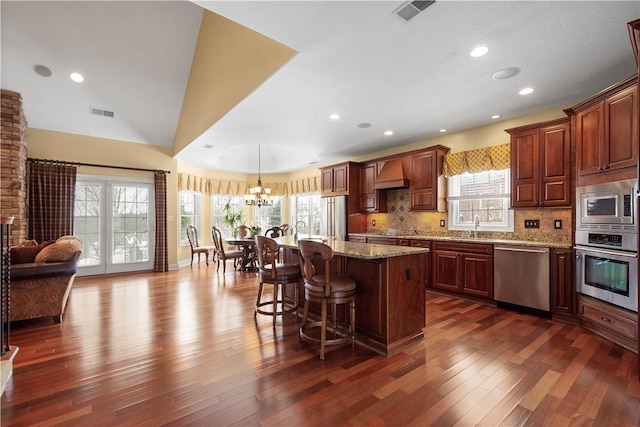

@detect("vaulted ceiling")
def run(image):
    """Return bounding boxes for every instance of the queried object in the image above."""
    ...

[2,1,639,174]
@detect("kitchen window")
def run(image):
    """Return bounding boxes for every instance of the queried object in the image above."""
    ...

[290,194,321,234]
[211,195,244,237]
[252,197,283,231]
[447,169,513,232]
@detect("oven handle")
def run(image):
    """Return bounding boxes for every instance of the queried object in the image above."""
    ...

[574,245,638,259]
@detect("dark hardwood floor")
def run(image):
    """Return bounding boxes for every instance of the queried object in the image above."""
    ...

[2,264,639,426]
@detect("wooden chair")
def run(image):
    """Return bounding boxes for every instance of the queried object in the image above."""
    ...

[211,226,244,273]
[264,226,284,238]
[253,235,300,327]
[234,225,250,239]
[186,225,214,266]
[297,239,356,360]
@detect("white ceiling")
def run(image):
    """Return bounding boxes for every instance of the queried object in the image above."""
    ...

[2,1,639,174]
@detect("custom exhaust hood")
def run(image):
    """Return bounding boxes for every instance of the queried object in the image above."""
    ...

[374,158,410,190]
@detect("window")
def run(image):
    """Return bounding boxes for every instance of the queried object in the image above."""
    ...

[211,195,245,237]
[179,191,203,245]
[290,194,321,234]
[447,169,513,232]
[253,197,282,231]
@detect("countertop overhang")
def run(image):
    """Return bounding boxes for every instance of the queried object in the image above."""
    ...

[274,235,429,259]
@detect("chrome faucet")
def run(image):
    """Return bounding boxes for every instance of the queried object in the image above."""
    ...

[473,215,480,239]
[293,220,306,241]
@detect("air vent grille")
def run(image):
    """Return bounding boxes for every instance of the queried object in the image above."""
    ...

[91,108,115,118]
[395,0,435,21]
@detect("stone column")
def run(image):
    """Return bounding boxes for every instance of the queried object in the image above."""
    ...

[0,90,28,246]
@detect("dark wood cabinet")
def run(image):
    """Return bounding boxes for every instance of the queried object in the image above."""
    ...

[320,161,360,197]
[410,239,431,288]
[506,118,571,208]
[359,162,387,213]
[409,146,449,212]
[565,77,638,186]
[432,241,493,300]
[550,247,575,321]
[578,295,638,353]
[348,235,367,243]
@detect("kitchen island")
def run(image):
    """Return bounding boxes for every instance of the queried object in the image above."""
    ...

[274,235,428,356]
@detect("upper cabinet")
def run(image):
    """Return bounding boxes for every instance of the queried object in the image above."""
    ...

[360,161,387,213]
[565,76,638,186]
[410,146,449,211]
[506,117,571,208]
[320,161,360,197]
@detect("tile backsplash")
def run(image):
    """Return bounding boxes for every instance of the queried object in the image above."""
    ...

[365,189,572,245]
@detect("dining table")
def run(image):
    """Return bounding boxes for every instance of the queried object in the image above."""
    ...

[224,237,257,271]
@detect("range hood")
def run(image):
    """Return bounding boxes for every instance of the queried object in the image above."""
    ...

[374,158,410,190]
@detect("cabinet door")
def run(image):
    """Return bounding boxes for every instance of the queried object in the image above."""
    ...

[576,102,604,177]
[604,85,638,171]
[410,151,436,210]
[333,164,349,193]
[461,253,493,299]
[359,163,387,213]
[511,129,540,207]
[410,240,431,288]
[321,168,335,194]
[432,250,460,293]
[551,248,574,317]
[540,122,571,206]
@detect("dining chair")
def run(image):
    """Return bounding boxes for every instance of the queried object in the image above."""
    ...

[254,235,300,327]
[211,226,244,273]
[297,239,356,360]
[186,225,215,266]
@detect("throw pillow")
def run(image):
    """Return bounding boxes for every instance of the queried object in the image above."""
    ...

[34,241,79,263]
[9,240,55,264]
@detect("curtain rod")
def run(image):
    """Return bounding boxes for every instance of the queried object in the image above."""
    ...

[27,157,170,174]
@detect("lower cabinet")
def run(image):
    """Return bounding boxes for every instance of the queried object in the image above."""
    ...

[578,295,638,353]
[349,235,367,243]
[432,241,493,300]
[410,239,431,288]
[551,247,575,321]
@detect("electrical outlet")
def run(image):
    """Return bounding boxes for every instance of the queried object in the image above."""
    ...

[524,219,540,229]
[439,219,445,227]
[554,219,562,229]
[372,219,376,226]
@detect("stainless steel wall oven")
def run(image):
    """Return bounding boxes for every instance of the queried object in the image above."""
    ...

[575,179,638,313]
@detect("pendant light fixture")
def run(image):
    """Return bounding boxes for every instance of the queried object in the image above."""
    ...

[245,144,273,208]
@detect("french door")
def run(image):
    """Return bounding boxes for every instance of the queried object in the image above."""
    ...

[74,176,154,276]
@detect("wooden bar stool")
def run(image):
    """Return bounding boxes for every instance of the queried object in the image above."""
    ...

[297,239,356,360]
[253,235,300,327]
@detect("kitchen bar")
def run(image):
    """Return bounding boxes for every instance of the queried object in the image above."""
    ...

[274,235,429,356]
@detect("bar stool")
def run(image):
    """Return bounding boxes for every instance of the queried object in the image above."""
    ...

[297,239,356,360]
[253,235,300,327]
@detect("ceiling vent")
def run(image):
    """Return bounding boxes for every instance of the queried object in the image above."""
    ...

[395,1,436,22]
[91,108,115,118]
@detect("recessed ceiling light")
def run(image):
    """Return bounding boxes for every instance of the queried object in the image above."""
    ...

[491,114,501,119]
[357,123,371,128]
[439,129,447,133]
[329,114,340,120]
[384,130,393,136]
[470,46,488,57]
[70,72,84,83]
[33,64,52,77]
[492,67,520,80]
[519,87,534,95]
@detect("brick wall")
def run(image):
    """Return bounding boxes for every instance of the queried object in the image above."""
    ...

[1,89,28,246]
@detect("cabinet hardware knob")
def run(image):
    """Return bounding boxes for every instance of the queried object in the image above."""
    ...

[601,316,613,324]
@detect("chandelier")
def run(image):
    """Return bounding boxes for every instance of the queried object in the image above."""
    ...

[245,144,273,208]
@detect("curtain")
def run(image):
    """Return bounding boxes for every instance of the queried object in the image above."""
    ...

[442,143,510,177]
[28,162,77,242]
[153,171,168,272]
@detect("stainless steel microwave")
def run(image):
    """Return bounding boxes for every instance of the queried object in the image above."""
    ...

[576,179,637,229]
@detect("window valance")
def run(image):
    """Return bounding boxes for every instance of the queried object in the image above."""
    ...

[177,173,319,196]
[442,143,510,177]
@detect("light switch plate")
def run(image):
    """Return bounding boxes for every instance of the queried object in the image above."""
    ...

[439,220,445,227]
[524,219,540,228]
[554,219,562,229]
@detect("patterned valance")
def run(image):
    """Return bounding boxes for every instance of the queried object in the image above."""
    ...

[287,176,319,195]
[442,143,510,177]
[177,173,289,196]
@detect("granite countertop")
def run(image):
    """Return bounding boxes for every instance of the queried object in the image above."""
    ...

[350,233,572,249]
[274,235,429,260]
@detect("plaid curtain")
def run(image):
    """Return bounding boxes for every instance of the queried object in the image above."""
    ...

[153,171,168,272]
[28,163,76,242]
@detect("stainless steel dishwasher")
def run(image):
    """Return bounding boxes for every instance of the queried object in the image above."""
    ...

[494,245,550,313]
